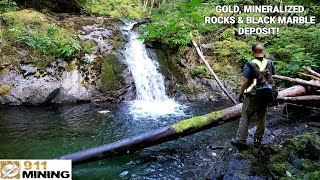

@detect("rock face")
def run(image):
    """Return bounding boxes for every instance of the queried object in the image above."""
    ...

[0,69,93,105]
[0,15,135,105]
[146,45,238,102]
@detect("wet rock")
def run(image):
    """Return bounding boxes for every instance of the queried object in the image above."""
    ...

[222,154,253,180]
[44,88,61,104]
[99,60,117,92]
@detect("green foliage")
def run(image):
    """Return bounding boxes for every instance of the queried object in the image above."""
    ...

[265,25,320,75]
[56,38,82,58]
[142,0,320,77]
[0,0,18,14]
[139,0,219,46]
[211,39,251,66]
[80,41,95,54]
[82,0,145,19]
[190,65,207,77]
[1,10,84,65]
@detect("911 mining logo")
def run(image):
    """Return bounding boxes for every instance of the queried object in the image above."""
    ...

[0,160,71,180]
[1,161,20,179]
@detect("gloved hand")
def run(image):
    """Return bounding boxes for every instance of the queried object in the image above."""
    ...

[238,94,244,103]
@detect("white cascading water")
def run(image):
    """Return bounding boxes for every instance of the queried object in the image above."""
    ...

[123,22,184,118]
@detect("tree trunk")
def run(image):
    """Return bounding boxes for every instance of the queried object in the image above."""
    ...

[143,0,149,9]
[303,66,320,78]
[278,95,320,101]
[149,0,155,15]
[273,75,320,88]
[191,39,238,105]
[298,72,320,81]
[57,85,306,165]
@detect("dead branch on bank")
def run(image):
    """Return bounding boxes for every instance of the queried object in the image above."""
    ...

[303,66,320,78]
[190,38,238,105]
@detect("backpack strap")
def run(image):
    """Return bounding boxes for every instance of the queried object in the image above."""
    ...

[252,58,268,71]
[244,58,268,94]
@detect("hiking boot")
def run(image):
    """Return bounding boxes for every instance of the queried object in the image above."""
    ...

[230,139,246,147]
[254,138,262,147]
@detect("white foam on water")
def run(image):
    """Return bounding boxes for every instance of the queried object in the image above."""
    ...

[122,22,185,118]
[128,99,186,119]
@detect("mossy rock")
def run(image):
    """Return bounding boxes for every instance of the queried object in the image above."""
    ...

[106,54,125,76]
[64,60,77,72]
[167,56,188,84]
[0,84,12,95]
[100,59,117,93]
[154,49,172,79]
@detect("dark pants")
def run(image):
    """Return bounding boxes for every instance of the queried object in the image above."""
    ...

[236,94,267,142]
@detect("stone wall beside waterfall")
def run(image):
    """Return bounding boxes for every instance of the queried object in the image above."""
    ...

[0,15,135,105]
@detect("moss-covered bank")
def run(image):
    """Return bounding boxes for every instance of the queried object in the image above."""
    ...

[236,131,320,179]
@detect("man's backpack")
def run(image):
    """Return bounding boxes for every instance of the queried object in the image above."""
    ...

[246,58,277,106]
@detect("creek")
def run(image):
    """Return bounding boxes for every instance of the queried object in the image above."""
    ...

[0,21,239,179]
[0,101,238,179]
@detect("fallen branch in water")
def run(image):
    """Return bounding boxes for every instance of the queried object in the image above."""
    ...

[273,75,320,88]
[57,85,306,165]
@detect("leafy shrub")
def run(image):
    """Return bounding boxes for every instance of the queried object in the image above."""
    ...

[265,26,320,75]
[0,0,18,14]
[82,0,145,19]
[1,10,83,65]
[139,0,219,46]
[211,39,251,66]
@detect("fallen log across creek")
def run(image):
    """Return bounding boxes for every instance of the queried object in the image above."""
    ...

[57,85,307,165]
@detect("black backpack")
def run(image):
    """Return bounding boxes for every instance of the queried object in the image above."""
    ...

[246,59,278,106]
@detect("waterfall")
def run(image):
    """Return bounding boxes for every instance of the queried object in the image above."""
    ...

[122,22,185,118]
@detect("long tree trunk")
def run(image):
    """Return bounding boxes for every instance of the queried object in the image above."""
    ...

[278,95,320,101]
[273,75,320,88]
[58,85,306,165]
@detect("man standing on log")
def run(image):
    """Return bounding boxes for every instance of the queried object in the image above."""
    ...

[231,44,276,147]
